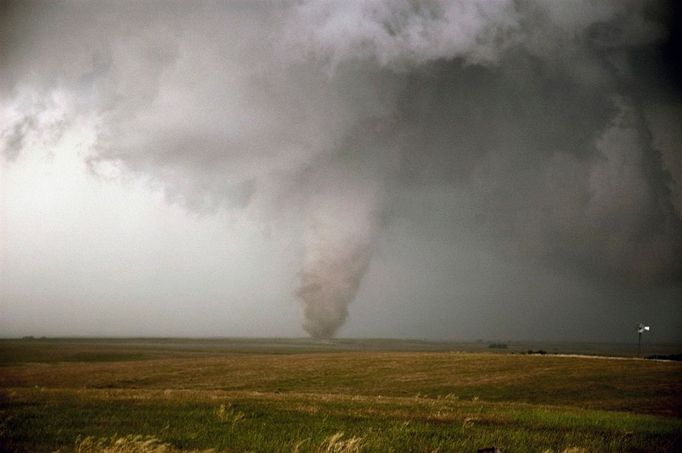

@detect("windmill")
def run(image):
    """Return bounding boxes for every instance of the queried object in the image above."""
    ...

[637,323,650,357]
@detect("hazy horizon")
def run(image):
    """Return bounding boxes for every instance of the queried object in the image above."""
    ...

[4,335,682,346]
[1,0,681,343]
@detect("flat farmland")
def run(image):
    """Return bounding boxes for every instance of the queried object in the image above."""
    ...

[0,339,680,452]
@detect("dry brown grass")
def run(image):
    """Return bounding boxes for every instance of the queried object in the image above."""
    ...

[1,351,680,416]
[57,435,217,453]
[215,403,246,429]
[2,350,680,453]
[316,432,364,453]
[293,432,364,453]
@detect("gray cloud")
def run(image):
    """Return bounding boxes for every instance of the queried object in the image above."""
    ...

[2,116,31,160]
[1,0,680,339]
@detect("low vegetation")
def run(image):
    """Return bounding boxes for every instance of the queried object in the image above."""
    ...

[488,343,508,349]
[1,339,680,452]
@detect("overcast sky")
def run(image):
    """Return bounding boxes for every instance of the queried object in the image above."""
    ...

[1,0,681,342]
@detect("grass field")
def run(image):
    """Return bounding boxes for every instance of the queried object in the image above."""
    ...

[1,339,680,452]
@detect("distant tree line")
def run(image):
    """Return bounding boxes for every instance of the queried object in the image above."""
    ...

[488,343,508,349]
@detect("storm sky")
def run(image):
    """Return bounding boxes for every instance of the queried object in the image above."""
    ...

[1,0,681,342]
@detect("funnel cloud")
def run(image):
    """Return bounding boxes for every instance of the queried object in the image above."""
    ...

[298,163,385,338]
[1,1,681,341]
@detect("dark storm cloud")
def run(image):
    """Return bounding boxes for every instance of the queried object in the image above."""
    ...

[2,116,31,160]
[1,0,680,338]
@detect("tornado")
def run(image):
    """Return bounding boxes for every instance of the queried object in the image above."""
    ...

[296,166,382,338]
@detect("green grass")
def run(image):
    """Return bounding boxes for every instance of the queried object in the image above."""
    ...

[0,339,681,452]
[3,389,681,452]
